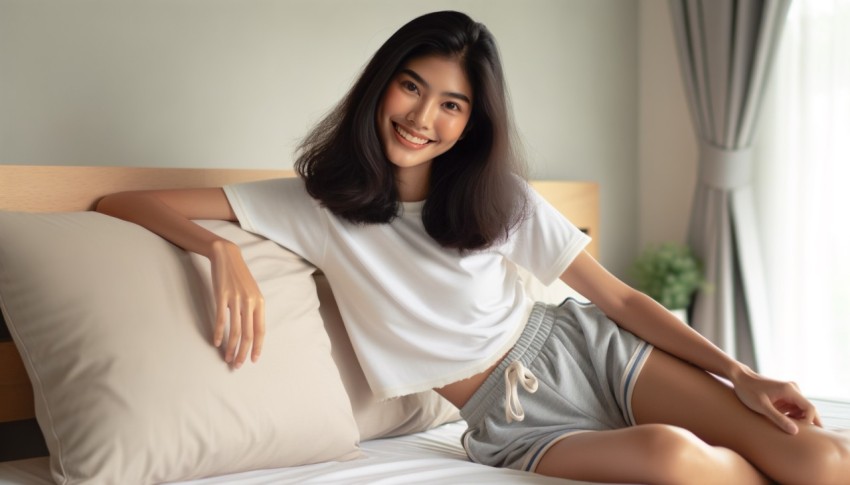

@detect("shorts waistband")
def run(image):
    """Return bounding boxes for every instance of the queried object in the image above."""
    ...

[460,302,556,425]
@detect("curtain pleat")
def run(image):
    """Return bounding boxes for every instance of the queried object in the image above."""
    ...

[669,0,790,369]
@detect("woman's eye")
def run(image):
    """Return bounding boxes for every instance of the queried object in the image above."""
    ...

[444,102,460,111]
[402,81,418,93]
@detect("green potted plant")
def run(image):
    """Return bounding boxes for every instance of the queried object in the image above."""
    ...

[630,242,705,323]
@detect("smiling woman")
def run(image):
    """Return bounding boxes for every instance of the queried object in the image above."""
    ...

[2,6,847,485]
[295,11,527,252]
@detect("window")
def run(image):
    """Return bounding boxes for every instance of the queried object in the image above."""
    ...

[754,0,850,400]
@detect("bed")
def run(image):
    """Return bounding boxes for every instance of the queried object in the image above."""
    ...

[1,165,847,485]
[0,164,607,484]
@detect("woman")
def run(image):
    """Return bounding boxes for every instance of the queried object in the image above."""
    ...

[97,10,849,484]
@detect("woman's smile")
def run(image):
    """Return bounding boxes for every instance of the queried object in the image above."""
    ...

[393,122,433,147]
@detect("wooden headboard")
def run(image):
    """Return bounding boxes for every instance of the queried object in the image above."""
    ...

[0,164,599,459]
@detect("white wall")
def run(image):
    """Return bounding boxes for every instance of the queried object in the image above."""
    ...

[637,0,697,250]
[0,0,639,277]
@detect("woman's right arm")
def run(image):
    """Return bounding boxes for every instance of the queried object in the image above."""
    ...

[96,188,265,369]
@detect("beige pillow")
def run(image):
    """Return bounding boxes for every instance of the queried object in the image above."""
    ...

[314,274,461,440]
[0,213,359,484]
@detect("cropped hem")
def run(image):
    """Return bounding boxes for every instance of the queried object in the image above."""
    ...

[371,303,534,401]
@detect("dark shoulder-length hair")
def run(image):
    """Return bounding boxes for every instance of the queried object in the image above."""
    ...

[295,10,528,251]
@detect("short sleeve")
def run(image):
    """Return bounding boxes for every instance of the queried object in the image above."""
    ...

[223,177,327,266]
[500,186,592,285]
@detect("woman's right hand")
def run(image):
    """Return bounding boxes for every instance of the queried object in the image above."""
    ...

[209,240,266,368]
[97,187,264,367]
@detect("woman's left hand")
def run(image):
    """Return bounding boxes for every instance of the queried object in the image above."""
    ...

[730,366,822,434]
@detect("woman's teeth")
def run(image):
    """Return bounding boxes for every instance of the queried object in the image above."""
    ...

[395,124,429,145]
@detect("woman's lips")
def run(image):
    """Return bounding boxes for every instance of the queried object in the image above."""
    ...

[393,123,432,147]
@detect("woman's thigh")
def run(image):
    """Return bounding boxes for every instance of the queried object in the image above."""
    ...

[631,349,850,485]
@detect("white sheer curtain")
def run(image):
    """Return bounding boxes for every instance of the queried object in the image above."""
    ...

[754,0,850,401]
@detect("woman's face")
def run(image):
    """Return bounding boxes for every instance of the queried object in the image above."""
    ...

[377,55,473,200]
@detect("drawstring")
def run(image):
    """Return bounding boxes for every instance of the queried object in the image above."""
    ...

[504,360,538,423]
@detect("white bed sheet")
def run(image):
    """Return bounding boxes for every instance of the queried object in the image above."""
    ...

[2,399,846,485]
[0,421,599,485]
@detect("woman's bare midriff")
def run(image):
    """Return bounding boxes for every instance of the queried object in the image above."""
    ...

[434,351,510,409]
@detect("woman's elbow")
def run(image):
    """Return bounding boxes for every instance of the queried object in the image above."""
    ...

[95,191,151,218]
[95,192,121,215]
[601,287,649,321]
[95,193,117,214]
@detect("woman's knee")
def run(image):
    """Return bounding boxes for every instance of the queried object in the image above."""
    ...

[635,424,761,483]
[636,425,714,474]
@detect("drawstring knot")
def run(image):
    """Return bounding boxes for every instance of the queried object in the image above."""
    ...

[504,360,538,423]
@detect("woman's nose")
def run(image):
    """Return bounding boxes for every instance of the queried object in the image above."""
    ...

[407,99,437,129]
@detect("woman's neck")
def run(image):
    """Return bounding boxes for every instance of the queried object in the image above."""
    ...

[395,162,431,202]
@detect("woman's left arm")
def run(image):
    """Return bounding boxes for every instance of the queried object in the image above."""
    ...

[561,250,821,434]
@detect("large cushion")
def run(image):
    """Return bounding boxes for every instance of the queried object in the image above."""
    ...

[0,213,359,484]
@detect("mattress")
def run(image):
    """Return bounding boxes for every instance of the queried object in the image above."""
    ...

[0,421,597,485]
[2,398,847,485]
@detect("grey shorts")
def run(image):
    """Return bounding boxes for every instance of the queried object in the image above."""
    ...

[459,300,653,472]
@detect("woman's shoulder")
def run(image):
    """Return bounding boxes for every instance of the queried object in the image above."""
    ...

[223,175,321,214]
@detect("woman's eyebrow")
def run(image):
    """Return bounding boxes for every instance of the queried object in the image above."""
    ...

[400,68,471,104]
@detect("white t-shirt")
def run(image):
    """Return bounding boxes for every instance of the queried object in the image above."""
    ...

[224,177,590,399]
